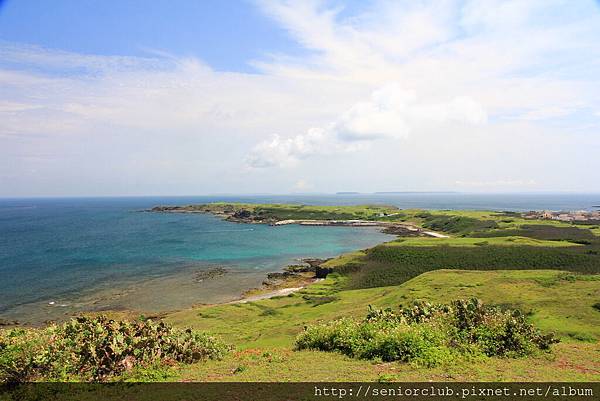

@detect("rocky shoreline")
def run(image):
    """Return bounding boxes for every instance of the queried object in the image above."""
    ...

[149,204,443,237]
[0,257,337,328]
[243,258,332,298]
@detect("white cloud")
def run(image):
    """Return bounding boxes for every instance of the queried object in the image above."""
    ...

[246,83,486,168]
[245,128,366,168]
[1,0,600,195]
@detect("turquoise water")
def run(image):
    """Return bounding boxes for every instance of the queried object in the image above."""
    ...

[0,197,394,317]
[1,194,598,320]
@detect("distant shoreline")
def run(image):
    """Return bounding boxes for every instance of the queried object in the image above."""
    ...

[149,204,450,238]
[5,198,598,327]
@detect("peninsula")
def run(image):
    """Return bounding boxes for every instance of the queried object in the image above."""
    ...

[150,203,449,237]
[3,202,600,383]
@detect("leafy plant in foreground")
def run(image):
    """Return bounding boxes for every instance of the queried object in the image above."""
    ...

[0,316,230,383]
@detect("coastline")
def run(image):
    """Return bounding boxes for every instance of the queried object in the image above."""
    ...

[150,204,449,238]
[0,252,354,328]
[1,203,457,327]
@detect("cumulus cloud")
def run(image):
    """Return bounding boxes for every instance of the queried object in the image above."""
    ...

[245,127,366,168]
[1,0,600,195]
[246,83,486,168]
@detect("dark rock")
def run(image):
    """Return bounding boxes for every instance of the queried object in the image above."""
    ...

[302,258,329,268]
[315,265,333,279]
[194,267,228,282]
[284,264,313,273]
[382,225,422,236]
[266,271,295,280]
[232,209,252,219]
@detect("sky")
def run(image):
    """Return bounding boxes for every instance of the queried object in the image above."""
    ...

[1,0,599,196]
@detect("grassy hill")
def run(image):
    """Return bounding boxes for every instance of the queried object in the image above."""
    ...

[159,204,600,382]
[329,238,600,290]
[165,269,600,382]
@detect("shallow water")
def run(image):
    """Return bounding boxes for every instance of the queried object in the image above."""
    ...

[0,197,394,323]
[1,193,598,323]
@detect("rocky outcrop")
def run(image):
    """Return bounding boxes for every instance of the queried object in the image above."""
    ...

[302,258,329,268]
[284,264,314,273]
[381,225,423,236]
[193,267,227,282]
[297,258,333,278]
[232,209,252,219]
[315,265,333,279]
[266,271,296,280]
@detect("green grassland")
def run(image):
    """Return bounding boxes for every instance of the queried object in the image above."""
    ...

[336,242,600,290]
[177,202,401,221]
[165,269,600,382]
[385,236,583,247]
[4,203,600,383]
[159,203,600,382]
[194,203,600,238]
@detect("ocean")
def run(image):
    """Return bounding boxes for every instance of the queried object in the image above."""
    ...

[1,193,598,323]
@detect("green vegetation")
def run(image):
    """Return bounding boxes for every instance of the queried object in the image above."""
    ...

[156,202,600,241]
[386,236,582,247]
[415,212,499,234]
[296,299,558,366]
[6,203,598,383]
[471,224,597,241]
[166,269,600,381]
[160,202,401,222]
[169,269,600,348]
[0,316,229,382]
[337,241,600,289]
[153,204,600,381]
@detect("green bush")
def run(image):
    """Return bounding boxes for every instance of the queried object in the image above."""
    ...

[471,224,596,241]
[417,213,498,234]
[339,244,600,289]
[0,316,230,383]
[296,299,558,366]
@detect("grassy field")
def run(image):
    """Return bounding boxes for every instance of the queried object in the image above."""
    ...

[5,203,599,383]
[327,241,600,290]
[164,269,600,382]
[158,203,600,239]
[164,203,401,221]
[385,236,584,247]
[154,203,600,382]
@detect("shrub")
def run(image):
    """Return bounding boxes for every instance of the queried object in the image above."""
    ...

[470,225,596,241]
[296,299,558,366]
[417,213,498,234]
[0,316,229,383]
[339,243,600,289]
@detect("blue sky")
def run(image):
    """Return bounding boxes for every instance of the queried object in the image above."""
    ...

[0,0,306,72]
[1,0,600,196]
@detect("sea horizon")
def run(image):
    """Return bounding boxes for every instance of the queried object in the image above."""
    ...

[2,192,599,325]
